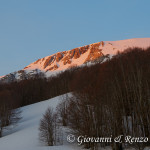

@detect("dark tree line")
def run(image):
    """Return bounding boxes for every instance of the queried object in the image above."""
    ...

[0,67,78,107]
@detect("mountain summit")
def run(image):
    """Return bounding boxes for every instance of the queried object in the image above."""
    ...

[1,38,150,82]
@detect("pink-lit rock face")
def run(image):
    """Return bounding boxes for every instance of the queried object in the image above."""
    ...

[24,41,106,74]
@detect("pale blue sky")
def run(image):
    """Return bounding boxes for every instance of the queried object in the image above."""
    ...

[0,0,150,76]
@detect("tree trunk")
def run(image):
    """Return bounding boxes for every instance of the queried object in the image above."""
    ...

[0,128,2,138]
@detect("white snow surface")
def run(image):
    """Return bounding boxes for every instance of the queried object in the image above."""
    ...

[0,94,83,150]
[103,38,150,55]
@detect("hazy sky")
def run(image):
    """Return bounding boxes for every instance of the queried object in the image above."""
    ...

[0,0,150,76]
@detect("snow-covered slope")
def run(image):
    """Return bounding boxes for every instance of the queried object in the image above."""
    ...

[0,94,149,150]
[1,38,150,82]
[103,38,150,55]
[0,94,82,150]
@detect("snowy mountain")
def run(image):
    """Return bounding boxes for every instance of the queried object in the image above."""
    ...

[1,38,150,82]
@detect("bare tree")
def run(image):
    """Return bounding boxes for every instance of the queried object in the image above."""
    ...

[39,107,57,146]
[56,95,69,126]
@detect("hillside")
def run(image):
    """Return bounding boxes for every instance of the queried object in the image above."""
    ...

[0,93,149,150]
[0,94,81,150]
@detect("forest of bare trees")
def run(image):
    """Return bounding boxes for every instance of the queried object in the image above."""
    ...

[65,47,150,150]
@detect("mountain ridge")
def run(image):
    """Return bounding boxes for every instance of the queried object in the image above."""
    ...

[1,38,150,82]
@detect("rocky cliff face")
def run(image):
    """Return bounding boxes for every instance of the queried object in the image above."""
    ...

[24,41,105,73]
[1,38,150,83]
